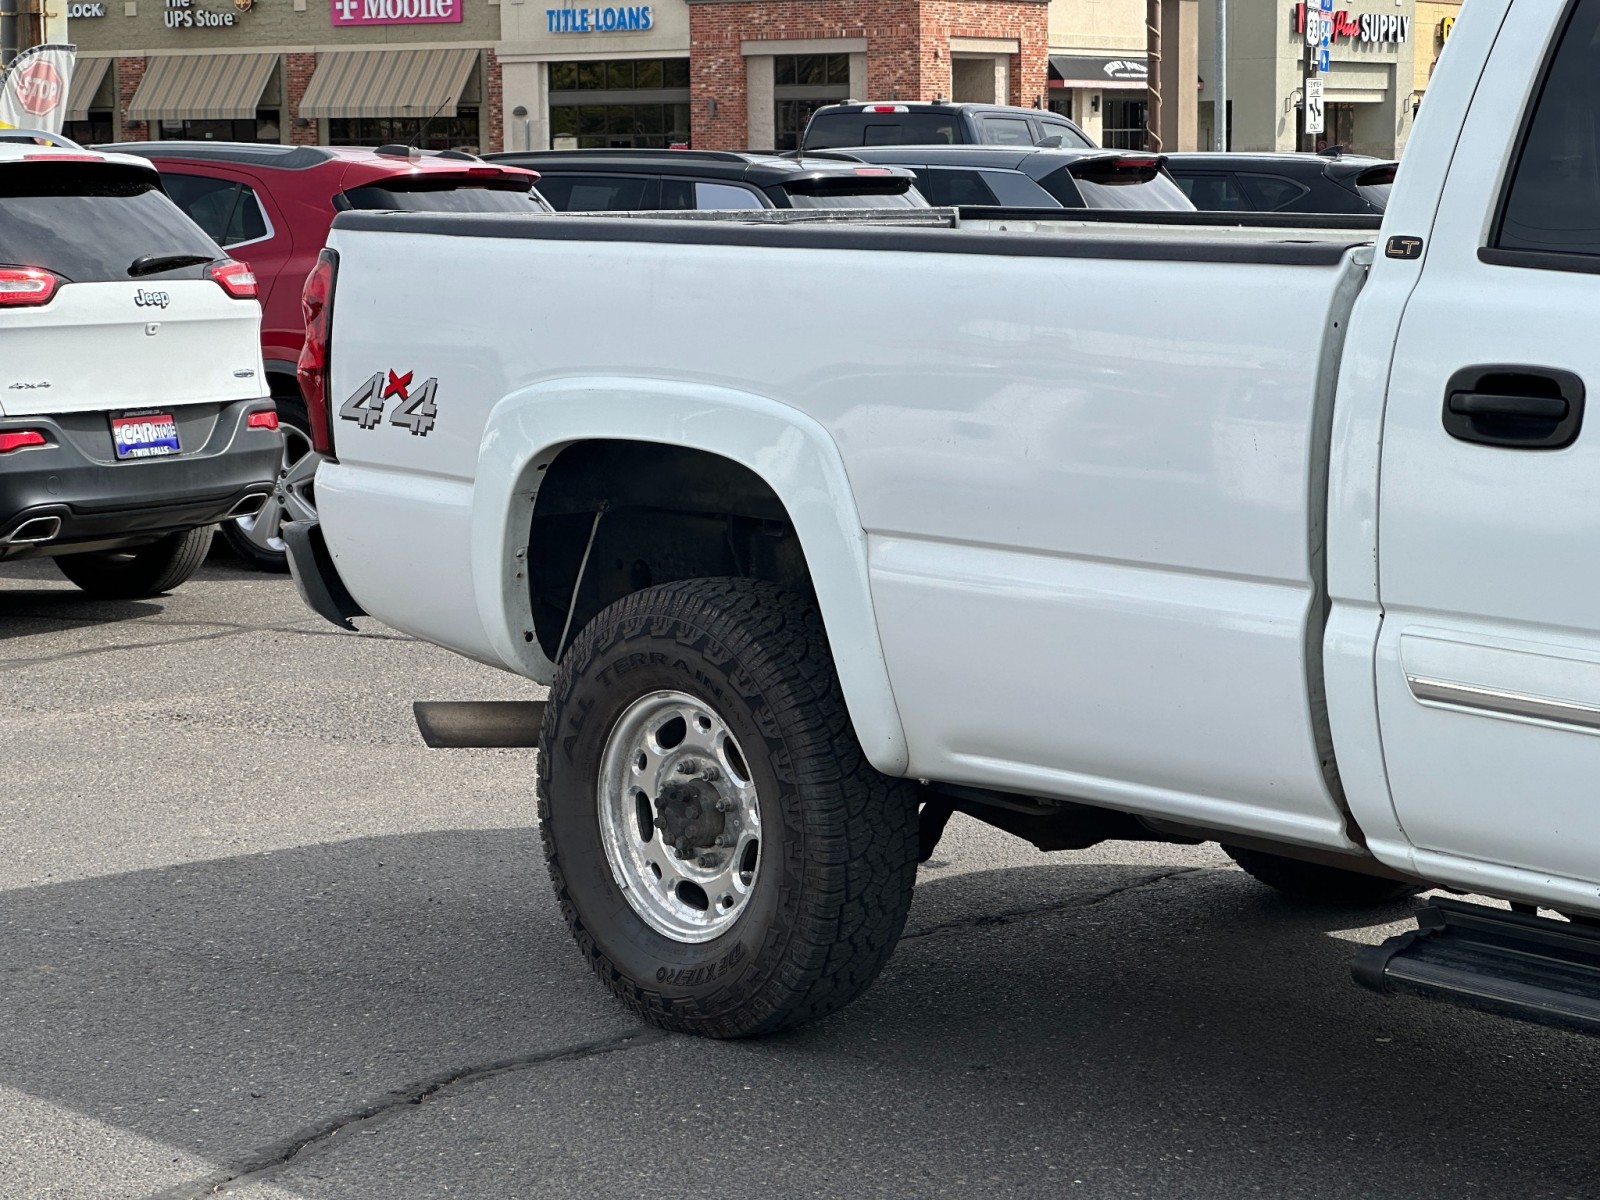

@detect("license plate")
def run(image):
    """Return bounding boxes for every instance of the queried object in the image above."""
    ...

[110,411,180,460]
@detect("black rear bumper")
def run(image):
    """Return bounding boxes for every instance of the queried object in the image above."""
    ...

[0,400,281,560]
[283,518,366,631]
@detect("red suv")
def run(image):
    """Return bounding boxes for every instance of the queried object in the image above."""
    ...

[100,141,545,569]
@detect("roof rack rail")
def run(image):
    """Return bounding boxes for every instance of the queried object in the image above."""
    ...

[514,148,754,163]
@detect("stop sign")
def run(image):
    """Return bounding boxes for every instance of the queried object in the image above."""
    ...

[15,60,63,118]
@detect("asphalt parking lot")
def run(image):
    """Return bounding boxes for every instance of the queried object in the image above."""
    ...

[3,550,1598,1200]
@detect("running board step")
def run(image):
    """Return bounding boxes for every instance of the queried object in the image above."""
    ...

[1354,897,1600,1036]
[412,701,545,748]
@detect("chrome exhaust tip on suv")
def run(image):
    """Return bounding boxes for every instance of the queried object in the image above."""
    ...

[6,515,61,544]
[225,493,268,519]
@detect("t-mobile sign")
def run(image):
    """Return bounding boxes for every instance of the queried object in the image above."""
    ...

[332,0,461,24]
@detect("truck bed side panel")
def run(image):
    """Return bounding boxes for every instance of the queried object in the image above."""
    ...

[324,221,1363,843]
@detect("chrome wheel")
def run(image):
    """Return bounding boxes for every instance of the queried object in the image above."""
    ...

[234,423,318,556]
[597,689,762,944]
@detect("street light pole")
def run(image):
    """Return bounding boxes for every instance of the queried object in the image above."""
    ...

[1213,0,1227,150]
[1145,0,1162,151]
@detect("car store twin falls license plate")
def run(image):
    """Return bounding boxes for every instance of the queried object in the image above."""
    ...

[110,411,181,460]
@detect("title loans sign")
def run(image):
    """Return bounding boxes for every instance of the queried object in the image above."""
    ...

[333,0,461,25]
[546,5,652,32]
[1292,3,1410,44]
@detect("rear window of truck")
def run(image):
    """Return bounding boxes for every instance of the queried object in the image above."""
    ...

[0,162,219,283]
[340,180,549,213]
[804,112,963,149]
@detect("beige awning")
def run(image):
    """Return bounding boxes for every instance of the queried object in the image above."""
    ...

[298,48,477,120]
[66,57,112,122]
[127,53,278,121]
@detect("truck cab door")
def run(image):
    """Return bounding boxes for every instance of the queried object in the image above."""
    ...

[1375,0,1600,892]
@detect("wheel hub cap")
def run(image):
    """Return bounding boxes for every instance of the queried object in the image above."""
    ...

[597,690,761,943]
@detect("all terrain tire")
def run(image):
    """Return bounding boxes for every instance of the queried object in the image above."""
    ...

[538,577,921,1038]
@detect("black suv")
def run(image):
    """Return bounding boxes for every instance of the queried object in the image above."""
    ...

[1162,153,1397,215]
[800,102,1094,152]
[837,146,1192,211]
[485,149,925,211]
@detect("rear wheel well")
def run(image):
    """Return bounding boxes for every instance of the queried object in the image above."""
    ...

[528,441,811,662]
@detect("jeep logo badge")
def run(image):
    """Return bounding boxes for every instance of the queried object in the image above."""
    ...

[134,289,171,309]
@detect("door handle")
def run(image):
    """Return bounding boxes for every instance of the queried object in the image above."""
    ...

[1442,365,1586,449]
[1448,393,1568,421]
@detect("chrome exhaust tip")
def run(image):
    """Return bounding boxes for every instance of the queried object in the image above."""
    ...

[226,493,268,519]
[7,515,61,544]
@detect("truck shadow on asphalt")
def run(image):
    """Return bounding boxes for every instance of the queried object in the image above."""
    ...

[1,834,1595,1197]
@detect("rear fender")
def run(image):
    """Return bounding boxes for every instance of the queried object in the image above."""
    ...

[470,377,911,776]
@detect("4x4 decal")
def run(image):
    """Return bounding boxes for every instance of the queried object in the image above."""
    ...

[339,369,439,436]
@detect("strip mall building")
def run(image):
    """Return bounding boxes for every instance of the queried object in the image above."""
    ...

[61,0,1158,153]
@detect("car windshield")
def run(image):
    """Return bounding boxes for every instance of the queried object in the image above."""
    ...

[804,112,962,149]
[340,181,549,212]
[0,162,218,283]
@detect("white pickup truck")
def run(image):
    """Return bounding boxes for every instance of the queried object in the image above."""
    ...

[287,0,1600,1039]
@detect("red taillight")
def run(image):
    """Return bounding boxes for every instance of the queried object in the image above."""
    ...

[865,104,907,113]
[0,267,60,308]
[853,167,893,176]
[208,259,258,300]
[247,408,280,431]
[297,249,338,455]
[0,430,47,453]
[22,153,103,162]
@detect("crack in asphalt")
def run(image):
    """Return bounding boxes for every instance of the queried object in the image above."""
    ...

[900,866,1208,941]
[128,874,1201,1195]
[142,1028,668,1200]
[0,621,410,671]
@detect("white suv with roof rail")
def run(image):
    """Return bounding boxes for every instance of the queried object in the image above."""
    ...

[0,143,280,597]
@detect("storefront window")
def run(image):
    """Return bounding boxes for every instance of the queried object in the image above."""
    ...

[65,111,114,145]
[158,111,280,144]
[548,59,692,149]
[1101,97,1147,150]
[327,109,483,152]
[549,102,691,149]
[772,53,850,152]
[549,58,690,91]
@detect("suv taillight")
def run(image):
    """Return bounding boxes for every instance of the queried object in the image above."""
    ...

[0,267,60,308]
[298,249,339,455]
[208,259,258,299]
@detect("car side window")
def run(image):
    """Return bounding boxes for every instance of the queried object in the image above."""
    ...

[1238,173,1312,212]
[912,168,1001,207]
[1173,172,1248,210]
[978,116,1035,146]
[162,173,268,246]
[693,181,766,210]
[536,174,654,211]
[1494,0,1600,259]
[1038,118,1094,149]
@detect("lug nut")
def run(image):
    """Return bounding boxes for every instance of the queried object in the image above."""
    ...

[676,761,698,776]
[714,834,733,847]
[698,853,719,867]
[701,765,721,781]
[714,799,733,813]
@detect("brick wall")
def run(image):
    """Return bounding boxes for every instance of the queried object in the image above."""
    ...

[285,52,319,146]
[687,0,1049,149]
[115,57,148,141]
[483,49,504,153]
